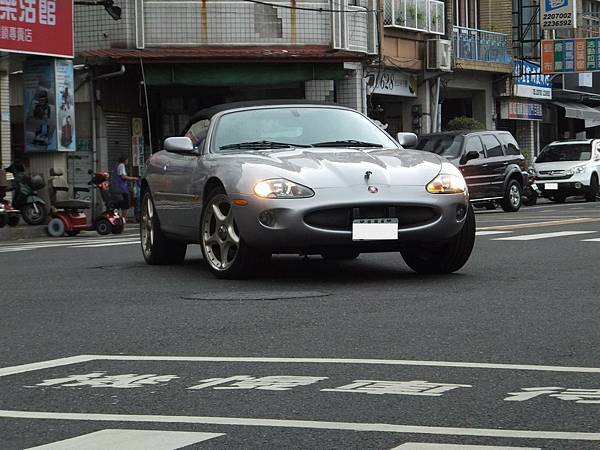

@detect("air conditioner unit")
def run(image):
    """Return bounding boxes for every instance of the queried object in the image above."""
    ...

[427,38,452,71]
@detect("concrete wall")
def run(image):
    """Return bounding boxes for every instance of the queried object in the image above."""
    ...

[444,72,495,129]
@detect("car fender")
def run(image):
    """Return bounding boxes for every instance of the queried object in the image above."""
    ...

[502,165,527,191]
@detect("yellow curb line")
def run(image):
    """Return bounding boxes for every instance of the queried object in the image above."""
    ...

[477,217,600,231]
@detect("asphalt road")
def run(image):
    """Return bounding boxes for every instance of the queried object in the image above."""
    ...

[1,199,600,449]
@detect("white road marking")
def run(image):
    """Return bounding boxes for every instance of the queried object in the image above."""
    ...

[70,241,139,248]
[392,444,540,449]
[1,410,599,441]
[477,217,600,231]
[3,355,600,377]
[475,231,513,236]
[581,238,600,242]
[0,238,139,253]
[492,231,597,241]
[25,429,224,450]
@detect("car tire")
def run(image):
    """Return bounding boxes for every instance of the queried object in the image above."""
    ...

[47,218,65,237]
[140,191,187,265]
[585,174,599,202]
[321,249,360,260]
[500,179,522,212]
[201,186,259,279]
[400,204,475,274]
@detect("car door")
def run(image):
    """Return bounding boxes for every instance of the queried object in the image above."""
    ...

[480,134,506,198]
[459,135,488,200]
[159,119,211,236]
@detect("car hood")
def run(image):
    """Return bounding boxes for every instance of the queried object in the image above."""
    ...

[223,147,444,189]
[534,161,590,171]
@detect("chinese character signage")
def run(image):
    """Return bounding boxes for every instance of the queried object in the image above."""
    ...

[24,58,76,153]
[131,117,144,168]
[0,0,73,58]
[367,70,417,98]
[541,0,576,30]
[541,39,600,74]
[500,99,543,121]
[513,61,552,99]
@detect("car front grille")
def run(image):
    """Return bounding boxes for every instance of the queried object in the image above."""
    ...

[537,170,572,180]
[304,205,438,231]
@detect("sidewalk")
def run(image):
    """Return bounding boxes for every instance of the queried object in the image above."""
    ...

[0,224,47,241]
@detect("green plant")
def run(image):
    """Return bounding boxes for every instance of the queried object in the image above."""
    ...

[445,116,485,131]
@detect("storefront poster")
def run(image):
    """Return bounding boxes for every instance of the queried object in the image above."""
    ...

[513,61,552,99]
[24,58,75,152]
[0,0,73,58]
[500,99,543,121]
[541,0,576,30]
[55,59,75,151]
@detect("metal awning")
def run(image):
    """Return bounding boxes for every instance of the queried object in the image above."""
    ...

[552,101,600,121]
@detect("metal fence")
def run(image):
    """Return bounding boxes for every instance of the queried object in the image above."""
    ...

[452,26,511,64]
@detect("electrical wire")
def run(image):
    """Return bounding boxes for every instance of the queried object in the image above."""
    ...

[241,0,378,13]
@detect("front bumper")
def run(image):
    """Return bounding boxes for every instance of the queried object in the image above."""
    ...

[232,185,469,253]
[536,179,593,197]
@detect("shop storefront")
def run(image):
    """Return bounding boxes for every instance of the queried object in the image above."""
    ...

[366,68,419,136]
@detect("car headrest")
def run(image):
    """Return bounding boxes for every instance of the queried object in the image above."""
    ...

[50,168,64,177]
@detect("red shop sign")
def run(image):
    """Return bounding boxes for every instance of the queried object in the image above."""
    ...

[0,0,73,58]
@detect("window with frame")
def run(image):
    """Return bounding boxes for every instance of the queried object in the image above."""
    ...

[498,133,521,155]
[481,135,504,157]
[455,0,479,28]
[185,119,211,149]
[464,136,485,158]
[583,0,600,37]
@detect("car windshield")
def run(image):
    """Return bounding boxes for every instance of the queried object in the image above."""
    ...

[535,144,593,163]
[211,107,399,152]
[415,135,464,159]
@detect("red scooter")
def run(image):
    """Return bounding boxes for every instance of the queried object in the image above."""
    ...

[46,169,125,237]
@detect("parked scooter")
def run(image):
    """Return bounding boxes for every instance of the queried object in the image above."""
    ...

[0,169,20,228]
[5,162,47,225]
[46,168,125,237]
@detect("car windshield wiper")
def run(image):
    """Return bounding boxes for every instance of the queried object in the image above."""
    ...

[219,140,311,150]
[311,140,383,148]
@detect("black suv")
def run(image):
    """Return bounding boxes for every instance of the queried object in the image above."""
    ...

[415,130,528,212]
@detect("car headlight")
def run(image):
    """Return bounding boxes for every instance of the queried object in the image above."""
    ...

[426,173,467,194]
[528,167,536,176]
[567,165,586,175]
[426,163,466,194]
[253,178,315,199]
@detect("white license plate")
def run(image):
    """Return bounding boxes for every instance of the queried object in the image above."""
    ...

[544,183,558,190]
[531,183,538,190]
[352,218,398,241]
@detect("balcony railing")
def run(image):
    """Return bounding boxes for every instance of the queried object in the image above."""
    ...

[452,26,511,64]
[384,0,445,35]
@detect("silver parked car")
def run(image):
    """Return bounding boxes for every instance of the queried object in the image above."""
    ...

[140,101,475,278]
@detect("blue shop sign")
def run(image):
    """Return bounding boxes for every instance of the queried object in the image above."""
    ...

[513,61,552,99]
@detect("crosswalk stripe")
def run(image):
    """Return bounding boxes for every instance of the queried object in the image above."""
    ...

[71,241,139,248]
[25,429,224,450]
[475,231,512,236]
[493,231,597,241]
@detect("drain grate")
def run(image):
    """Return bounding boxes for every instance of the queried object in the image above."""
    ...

[181,291,329,301]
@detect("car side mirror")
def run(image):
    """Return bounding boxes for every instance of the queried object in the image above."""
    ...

[460,150,480,165]
[396,132,418,148]
[164,137,197,154]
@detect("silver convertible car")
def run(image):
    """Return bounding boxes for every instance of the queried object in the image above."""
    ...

[140,101,475,278]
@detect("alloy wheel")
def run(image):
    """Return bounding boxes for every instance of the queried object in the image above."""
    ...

[509,184,521,208]
[202,194,240,272]
[141,194,154,256]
